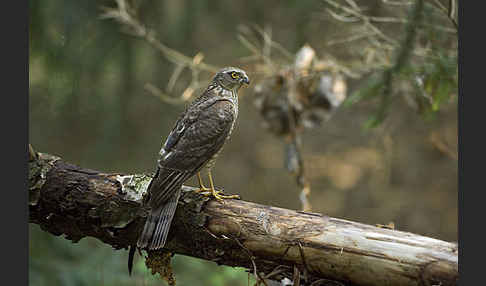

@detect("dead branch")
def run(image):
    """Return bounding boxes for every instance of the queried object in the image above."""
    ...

[100,0,219,104]
[29,149,458,286]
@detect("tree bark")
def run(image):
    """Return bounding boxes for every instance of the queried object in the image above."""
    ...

[28,150,458,286]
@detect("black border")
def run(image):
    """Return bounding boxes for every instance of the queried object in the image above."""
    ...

[457,0,464,284]
[457,0,465,285]
[8,0,29,285]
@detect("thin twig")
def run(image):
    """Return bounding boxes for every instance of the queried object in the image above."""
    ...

[237,34,275,73]
[234,238,268,286]
[376,0,424,124]
[448,0,458,28]
[344,0,361,11]
[326,30,377,46]
[368,15,455,32]
[431,0,457,29]
[286,78,312,212]
[261,25,275,72]
[166,65,185,93]
[262,265,289,280]
[144,83,186,105]
[382,0,414,5]
[324,0,400,46]
[297,241,310,281]
[100,0,220,105]
[251,24,294,61]
[326,8,360,22]
[293,265,301,286]
[29,144,38,161]
[432,0,448,14]
[101,1,218,72]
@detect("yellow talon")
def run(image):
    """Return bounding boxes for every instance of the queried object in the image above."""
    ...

[194,171,240,201]
[210,189,240,201]
[195,172,212,192]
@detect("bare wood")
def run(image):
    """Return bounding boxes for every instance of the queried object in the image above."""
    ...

[29,151,458,286]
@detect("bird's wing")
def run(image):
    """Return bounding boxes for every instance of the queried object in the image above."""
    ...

[159,85,219,155]
[148,98,236,208]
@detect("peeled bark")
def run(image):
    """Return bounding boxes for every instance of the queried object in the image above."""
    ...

[28,150,458,286]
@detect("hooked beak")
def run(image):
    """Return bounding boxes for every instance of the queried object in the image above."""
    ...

[241,75,250,86]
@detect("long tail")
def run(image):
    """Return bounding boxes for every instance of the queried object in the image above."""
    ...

[137,186,182,250]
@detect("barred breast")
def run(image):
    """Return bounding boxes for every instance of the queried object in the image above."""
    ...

[205,90,238,170]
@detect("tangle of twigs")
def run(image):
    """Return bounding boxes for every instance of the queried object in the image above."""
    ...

[100,0,219,105]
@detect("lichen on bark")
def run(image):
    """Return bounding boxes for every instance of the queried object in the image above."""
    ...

[29,152,60,206]
[115,174,152,202]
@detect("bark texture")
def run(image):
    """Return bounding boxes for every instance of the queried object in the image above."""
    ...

[28,150,458,286]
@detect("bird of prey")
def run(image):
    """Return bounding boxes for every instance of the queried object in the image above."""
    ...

[137,67,250,251]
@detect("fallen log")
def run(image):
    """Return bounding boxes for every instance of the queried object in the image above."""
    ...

[28,149,458,286]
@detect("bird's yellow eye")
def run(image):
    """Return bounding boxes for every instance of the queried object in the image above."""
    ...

[231,72,239,79]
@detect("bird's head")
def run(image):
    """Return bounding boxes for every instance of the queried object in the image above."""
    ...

[213,67,250,91]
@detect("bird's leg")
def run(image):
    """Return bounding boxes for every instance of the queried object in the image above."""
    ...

[194,172,211,192]
[205,170,240,201]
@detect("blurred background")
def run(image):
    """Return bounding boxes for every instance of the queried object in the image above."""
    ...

[29,0,457,285]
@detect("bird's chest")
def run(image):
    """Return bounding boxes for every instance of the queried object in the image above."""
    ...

[219,89,238,133]
[228,93,239,135]
[205,91,238,169]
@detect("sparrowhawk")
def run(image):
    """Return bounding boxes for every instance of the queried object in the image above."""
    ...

[137,67,250,251]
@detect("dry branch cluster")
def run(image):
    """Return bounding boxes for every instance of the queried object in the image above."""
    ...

[248,42,348,212]
[231,23,354,212]
[101,0,219,105]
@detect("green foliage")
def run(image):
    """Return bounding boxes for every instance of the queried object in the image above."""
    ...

[348,50,457,130]
[418,53,458,114]
[343,74,385,108]
[340,0,457,129]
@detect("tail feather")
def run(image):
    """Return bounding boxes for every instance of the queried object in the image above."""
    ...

[153,193,179,247]
[137,166,193,250]
[137,187,182,250]
[128,245,136,275]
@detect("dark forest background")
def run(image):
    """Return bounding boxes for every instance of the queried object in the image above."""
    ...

[29,0,457,285]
